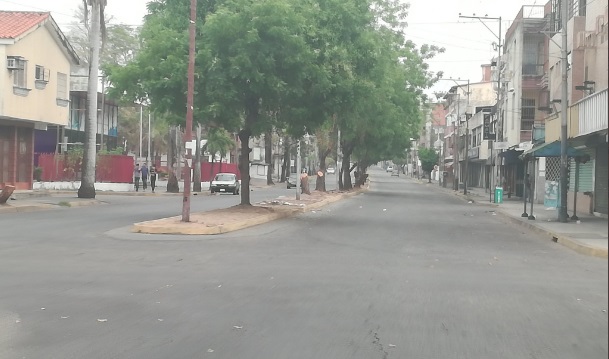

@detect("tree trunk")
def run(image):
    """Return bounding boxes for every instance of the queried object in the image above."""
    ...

[193,125,202,192]
[238,128,252,205]
[78,1,101,199]
[281,137,289,182]
[341,147,353,190]
[301,173,311,195]
[315,148,330,192]
[166,126,180,193]
[265,129,273,185]
[428,171,432,183]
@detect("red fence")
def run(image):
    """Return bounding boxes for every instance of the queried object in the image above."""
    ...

[36,154,240,183]
[37,153,134,183]
[201,162,240,182]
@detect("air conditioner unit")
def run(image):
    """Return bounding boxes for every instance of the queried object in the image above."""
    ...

[6,58,19,70]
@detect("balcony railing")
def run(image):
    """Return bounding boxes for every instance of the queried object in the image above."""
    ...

[576,88,608,136]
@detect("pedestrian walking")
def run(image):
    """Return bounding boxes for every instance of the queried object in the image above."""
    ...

[150,165,157,193]
[133,163,141,192]
[141,163,149,191]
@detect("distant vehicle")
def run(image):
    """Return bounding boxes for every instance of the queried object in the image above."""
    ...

[210,173,240,195]
[327,167,335,174]
[386,165,394,172]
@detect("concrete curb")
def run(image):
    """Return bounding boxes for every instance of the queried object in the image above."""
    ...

[0,199,103,213]
[132,188,366,235]
[494,210,608,258]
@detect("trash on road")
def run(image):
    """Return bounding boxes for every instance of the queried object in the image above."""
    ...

[233,326,243,329]
[61,316,69,319]
[207,349,214,353]
[383,209,387,211]
[97,319,108,322]
[388,344,396,348]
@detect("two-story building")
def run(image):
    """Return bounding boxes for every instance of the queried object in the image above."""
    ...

[0,11,79,190]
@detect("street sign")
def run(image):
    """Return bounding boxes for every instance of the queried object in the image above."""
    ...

[483,114,494,140]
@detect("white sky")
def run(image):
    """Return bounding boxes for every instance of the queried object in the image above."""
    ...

[1,0,541,95]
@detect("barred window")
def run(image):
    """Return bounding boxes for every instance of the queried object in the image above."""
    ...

[522,98,536,120]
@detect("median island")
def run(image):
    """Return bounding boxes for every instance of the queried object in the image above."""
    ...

[132,188,365,235]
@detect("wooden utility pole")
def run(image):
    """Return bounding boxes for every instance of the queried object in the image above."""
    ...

[182,0,196,222]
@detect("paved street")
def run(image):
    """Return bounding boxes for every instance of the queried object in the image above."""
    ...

[0,168,606,359]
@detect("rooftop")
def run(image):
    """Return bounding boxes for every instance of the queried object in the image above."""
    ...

[0,11,49,39]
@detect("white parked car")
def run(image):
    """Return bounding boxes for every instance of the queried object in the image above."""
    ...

[386,165,394,172]
[210,173,240,195]
[327,167,335,174]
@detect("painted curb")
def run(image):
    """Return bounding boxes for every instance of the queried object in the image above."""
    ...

[495,210,608,258]
[132,189,366,235]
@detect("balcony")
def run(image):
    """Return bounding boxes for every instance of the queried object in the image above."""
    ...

[575,88,608,137]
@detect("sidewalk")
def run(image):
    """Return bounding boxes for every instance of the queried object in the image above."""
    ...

[410,177,608,258]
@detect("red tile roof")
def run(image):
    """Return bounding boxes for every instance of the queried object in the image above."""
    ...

[0,11,49,39]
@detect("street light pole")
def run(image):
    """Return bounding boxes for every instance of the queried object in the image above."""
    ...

[181,0,196,222]
[558,0,569,222]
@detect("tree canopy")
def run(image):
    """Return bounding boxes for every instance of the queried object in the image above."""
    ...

[106,0,443,202]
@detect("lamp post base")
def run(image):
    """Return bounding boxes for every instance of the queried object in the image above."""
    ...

[528,215,536,220]
[521,212,528,217]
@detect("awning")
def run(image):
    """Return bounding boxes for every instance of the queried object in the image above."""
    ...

[498,148,524,165]
[444,161,454,167]
[519,140,583,159]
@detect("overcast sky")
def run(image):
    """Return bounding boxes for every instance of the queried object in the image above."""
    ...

[1,0,541,95]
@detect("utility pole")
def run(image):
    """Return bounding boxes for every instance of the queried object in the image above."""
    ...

[296,139,301,200]
[558,0,569,222]
[454,94,460,191]
[100,78,105,151]
[462,80,470,195]
[459,14,501,201]
[139,105,143,160]
[147,111,152,164]
[182,0,196,222]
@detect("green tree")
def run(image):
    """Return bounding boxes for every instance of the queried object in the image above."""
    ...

[418,147,439,183]
[206,128,235,178]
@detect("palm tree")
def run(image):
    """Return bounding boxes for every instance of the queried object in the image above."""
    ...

[78,0,107,198]
[206,129,235,178]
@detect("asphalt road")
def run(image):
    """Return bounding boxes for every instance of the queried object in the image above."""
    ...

[0,168,606,359]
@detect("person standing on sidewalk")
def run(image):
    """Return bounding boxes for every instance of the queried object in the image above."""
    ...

[525,174,532,201]
[141,163,149,191]
[133,163,141,192]
[150,165,157,193]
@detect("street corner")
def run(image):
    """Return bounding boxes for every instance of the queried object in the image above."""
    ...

[131,205,296,236]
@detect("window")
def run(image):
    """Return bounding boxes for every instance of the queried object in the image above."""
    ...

[35,65,50,82]
[57,73,68,99]
[12,58,27,88]
[522,98,536,120]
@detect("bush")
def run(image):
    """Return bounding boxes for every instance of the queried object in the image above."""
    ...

[33,167,43,181]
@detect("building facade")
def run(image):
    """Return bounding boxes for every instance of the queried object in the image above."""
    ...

[0,11,79,189]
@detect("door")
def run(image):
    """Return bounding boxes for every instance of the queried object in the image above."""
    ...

[594,144,608,214]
